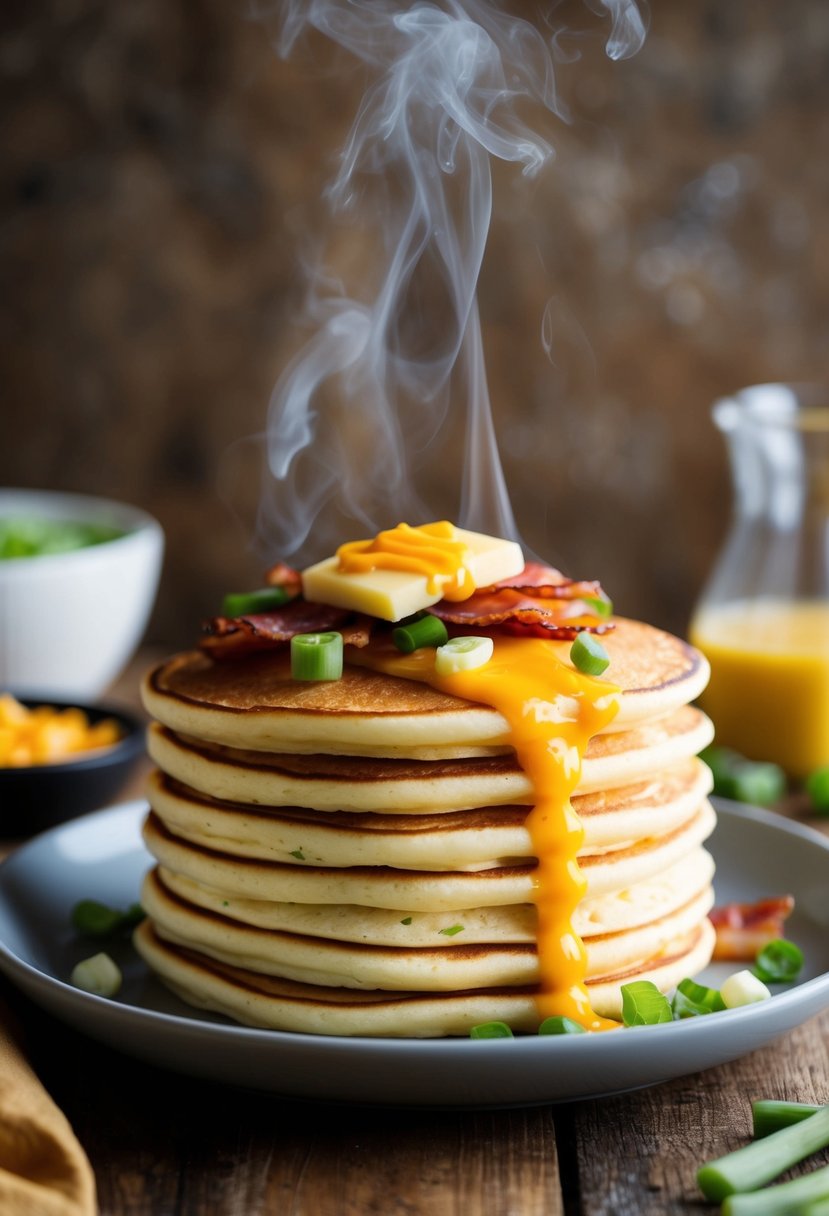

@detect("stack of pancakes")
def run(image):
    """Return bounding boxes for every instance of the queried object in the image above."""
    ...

[135,617,717,1037]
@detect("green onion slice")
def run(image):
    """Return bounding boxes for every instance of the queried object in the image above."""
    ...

[753,1101,822,1138]
[698,746,786,805]
[620,980,673,1026]
[799,1193,829,1216]
[752,938,804,984]
[699,745,744,797]
[671,977,726,1018]
[721,970,771,1008]
[569,632,610,676]
[806,765,829,815]
[290,632,344,681]
[434,635,494,675]
[70,952,123,998]
[538,1016,588,1035]
[582,596,613,619]
[222,586,291,617]
[71,899,144,938]
[731,761,787,807]
[698,1107,829,1204]
[720,1165,829,1215]
[392,613,448,654]
[469,1021,514,1039]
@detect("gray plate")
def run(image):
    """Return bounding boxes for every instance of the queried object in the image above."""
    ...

[0,799,827,1107]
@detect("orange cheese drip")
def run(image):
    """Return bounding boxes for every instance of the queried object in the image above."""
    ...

[336,521,475,599]
[357,637,622,1031]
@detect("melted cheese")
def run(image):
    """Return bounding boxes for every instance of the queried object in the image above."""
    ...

[355,636,622,1031]
[335,521,523,602]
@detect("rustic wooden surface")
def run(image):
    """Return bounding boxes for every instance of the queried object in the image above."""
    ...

[1,649,828,1213]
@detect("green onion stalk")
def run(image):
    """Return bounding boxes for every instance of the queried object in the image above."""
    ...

[698,1106,829,1202]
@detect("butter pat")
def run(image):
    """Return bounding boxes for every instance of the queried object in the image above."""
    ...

[302,527,524,622]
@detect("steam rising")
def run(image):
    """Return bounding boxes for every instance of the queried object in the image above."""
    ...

[259,1,645,563]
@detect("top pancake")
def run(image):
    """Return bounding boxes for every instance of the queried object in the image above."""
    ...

[143,618,708,759]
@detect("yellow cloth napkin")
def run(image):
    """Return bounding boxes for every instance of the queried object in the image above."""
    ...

[0,996,96,1216]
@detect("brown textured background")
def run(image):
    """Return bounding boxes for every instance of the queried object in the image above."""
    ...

[2,1,828,648]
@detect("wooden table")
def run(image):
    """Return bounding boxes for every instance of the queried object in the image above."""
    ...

[2,653,828,1214]
[1,981,825,1215]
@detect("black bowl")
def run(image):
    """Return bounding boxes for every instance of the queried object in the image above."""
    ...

[0,698,146,838]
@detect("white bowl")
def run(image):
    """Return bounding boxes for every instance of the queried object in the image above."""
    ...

[0,489,164,699]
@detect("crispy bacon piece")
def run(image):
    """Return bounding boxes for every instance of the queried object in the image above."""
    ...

[709,895,795,961]
[264,562,303,597]
[201,601,374,659]
[489,561,600,597]
[429,562,613,641]
[201,561,610,654]
[338,615,375,647]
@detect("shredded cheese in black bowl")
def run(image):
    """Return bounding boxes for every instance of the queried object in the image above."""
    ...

[0,695,145,838]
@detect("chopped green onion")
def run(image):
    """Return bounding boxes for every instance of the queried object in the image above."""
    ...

[698,1106,829,1202]
[699,746,786,805]
[71,899,144,938]
[699,745,744,795]
[753,938,804,984]
[620,980,673,1026]
[400,917,413,926]
[289,848,305,860]
[753,1101,822,1138]
[722,1166,829,1214]
[582,596,613,619]
[806,765,829,816]
[438,924,465,936]
[538,1016,587,1035]
[671,977,726,1018]
[0,517,124,559]
[392,613,448,653]
[290,631,344,681]
[730,762,787,807]
[222,586,291,617]
[469,1021,514,1039]
[434,635,493,675]
[799,1196,829,1216]
[569,633,610,676]
[70,952,122,997]
[721,970,771,1008]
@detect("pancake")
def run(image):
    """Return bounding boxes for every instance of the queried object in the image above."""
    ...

[141,865,714,990]
[134,917,717,1033]
[142,800,716,910]
[156,847,716,944]
[142,617,709,759]
[145,762,712,870]
[145,759,712,869]
[145,707,714,814]
[156,846,714,948]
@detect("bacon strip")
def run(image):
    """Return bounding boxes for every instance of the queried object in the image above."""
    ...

[489,561,601,597]
[202,562,611,655]
[709,895,795,961]
[430,563,613,640]
[201,601,374,659]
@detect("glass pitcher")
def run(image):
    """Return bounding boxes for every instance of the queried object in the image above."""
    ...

[689,382,829,779]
